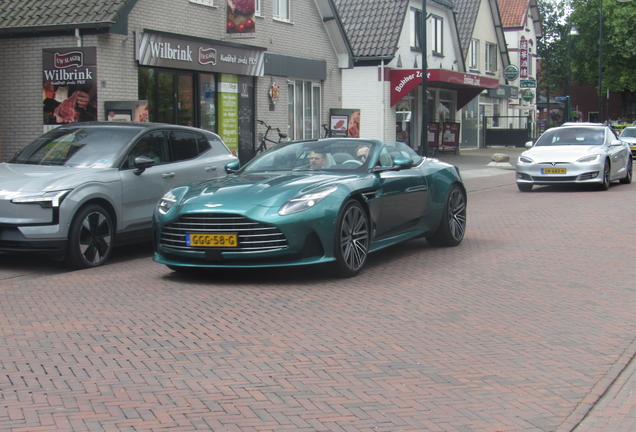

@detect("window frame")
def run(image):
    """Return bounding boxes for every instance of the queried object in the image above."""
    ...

[431,15,443,56]
[255,0,261,15]
[485,42,497,73]
[469,39,479,70]
[409,8,422,51]
[287,79,322,140]
[273,0,290,21]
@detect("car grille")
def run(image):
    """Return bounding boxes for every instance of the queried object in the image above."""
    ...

[160,213,288,252]
[531,175,578,182]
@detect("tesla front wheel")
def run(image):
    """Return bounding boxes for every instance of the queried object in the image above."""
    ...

[620,157,632,184]
[426,184,467,247]
[517,183,533,192]
[334,200,369,278]
[65,204,114,269]
[599,160,611,190]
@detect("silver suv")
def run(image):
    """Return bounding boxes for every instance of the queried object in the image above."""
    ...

[0,122,237,269]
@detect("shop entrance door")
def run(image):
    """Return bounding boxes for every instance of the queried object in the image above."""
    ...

[157,71,195,127]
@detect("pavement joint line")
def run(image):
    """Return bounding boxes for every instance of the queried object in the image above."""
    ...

[556,335,636,432]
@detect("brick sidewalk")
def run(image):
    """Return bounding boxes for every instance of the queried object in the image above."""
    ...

[1,171,635,431]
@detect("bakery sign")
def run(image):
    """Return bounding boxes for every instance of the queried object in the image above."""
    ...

[137,32,265,76]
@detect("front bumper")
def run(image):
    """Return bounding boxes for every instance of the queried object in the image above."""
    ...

[516,161,604,185]
[0,225,67,253]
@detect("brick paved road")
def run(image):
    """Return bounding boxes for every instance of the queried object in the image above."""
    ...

[1,166,635,431]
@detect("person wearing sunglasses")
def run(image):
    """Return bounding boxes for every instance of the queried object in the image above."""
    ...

[355,145,370,163]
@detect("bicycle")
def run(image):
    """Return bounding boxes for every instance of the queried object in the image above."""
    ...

[322,123,334,138]
[255,120,287,155]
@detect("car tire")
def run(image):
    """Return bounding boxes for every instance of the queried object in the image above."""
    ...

[333,200,369,278]
[599,160,611,190]
[518,183,533,192]
[65,204,114,269]
[620,157,633,184]
[426,184,467,247]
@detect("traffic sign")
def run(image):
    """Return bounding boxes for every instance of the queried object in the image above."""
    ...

[555,96,568,101]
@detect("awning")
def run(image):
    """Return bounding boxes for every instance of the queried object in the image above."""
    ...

[390,69,500,109]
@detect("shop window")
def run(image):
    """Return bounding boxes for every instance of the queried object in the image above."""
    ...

[288,80,321,140]
[273,0,290,21]
[469,39,479,70]
[485,43,497,73]
[199,74,216,133]
[432,15,443,55]
[138,69,156,122]
[410,8,422,50]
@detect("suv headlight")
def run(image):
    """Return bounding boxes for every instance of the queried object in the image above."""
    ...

[158,191,178,215]
[11,190,70,208]
[279,185,338,216]
[576,154,600,163]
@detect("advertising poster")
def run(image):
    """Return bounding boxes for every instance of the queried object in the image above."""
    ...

[218,74,239,155]
[328,109,360,137]
[427,122,440,149]
[226,0,255,34]
[42,47,97,132]
[442,122,460,147]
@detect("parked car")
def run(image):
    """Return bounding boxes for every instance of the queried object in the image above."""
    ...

[516,123,633,192]
[0,122,236,269]
[152,139,467,278]
[618,126,636,156]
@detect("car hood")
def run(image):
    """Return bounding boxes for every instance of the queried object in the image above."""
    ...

[180,172,358,208]
[0,162,112,193]
[521,145,602,163]
[620,137,636,144]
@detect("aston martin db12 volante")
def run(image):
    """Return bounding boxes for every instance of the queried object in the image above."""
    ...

[152,139,466,277]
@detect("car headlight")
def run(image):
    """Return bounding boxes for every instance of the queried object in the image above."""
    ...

[158,191,178,215]
[576,154,600,163]
[10,190,70,208]
[519,155,534,163]
[279,185,338,216]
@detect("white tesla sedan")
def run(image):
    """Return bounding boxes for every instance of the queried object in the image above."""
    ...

[516,123,633,192]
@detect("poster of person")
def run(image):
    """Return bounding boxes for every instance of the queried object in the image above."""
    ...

[42,47,97,130]
[226,0,255,33]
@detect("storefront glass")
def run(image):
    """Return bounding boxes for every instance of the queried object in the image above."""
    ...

[138,68,156,122]
[158,72,175,124]
[199,74,216,133]
[178,74,194,126]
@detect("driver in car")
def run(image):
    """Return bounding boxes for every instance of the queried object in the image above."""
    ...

[309,151,327,169]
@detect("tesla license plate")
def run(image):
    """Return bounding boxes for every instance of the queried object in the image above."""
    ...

[541,168,567,174]
[186,233,238,247]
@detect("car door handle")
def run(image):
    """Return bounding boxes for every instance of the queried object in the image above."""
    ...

[162,172,176,178]
[205,166,217,171]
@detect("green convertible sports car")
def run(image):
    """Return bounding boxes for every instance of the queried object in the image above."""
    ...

[152,138,466,277]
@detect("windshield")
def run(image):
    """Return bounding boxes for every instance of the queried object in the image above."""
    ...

[535,127,605,147]
[242,139,378,173]
[620,128,636,138]
[10,126,144,167]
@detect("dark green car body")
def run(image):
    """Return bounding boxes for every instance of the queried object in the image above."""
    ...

[152,138,466,277]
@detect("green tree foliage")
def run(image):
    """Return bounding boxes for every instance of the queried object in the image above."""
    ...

[570,0,636,92]
[537,0,570,95]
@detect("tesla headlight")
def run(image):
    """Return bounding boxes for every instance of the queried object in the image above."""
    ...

[279,185,338,216]
[11,190,70,208]
[576,154,600,163]
[158,191,178,215]
[519,155,534,163]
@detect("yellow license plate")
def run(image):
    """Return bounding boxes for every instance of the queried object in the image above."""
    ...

[186,233,238,247]
[542,168,567,174]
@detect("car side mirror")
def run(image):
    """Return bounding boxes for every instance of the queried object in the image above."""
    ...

[610,139,623,147]
[133,155,155,176]
[525,141,534,148]
[225,160,240,174]
[393,157,414,169]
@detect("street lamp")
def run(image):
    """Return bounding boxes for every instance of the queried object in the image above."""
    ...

[598,0,633,123]
[567,24,578,122]
[420,0,428,156]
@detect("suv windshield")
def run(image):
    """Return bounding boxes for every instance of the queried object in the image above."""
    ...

[535,127,605,146]
[620,128,636,138]
[10,126,144,167]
